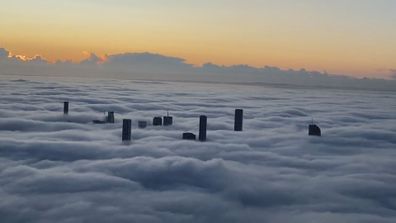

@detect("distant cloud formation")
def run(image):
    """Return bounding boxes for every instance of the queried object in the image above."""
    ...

[103,52,193,74]
[0,79,395,222]
[1,47,396,91]
[0,48,9,58]
[105,52,186,66]
[390,69,396,79]
[80,52,104,65]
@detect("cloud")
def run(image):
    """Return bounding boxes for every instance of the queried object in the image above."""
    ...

[0,47,395,91]
[80,52,104,65]
[104,52,187,66]
[0,78,396,222]
[26,55,49,65]
[102,52,194,74]
[389,69,396,79]
[0,48,48,64]
[0,48,10,58]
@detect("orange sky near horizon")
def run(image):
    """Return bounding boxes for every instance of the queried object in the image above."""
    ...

[1,0,395,78]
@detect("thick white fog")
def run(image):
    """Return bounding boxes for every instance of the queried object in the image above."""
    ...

[0,77,396,223]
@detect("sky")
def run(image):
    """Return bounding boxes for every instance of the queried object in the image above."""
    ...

[1,0,396,78]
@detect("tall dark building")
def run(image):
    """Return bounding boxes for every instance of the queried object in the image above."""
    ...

[199,115,207,142]
[122,119,132,141]
[163,111,173,126]
[107,112,115,123]
[153,117,163,126]
[63,102,69,115]
[309,124,321,136]
[163,116,173,126]
[234,109,243,131]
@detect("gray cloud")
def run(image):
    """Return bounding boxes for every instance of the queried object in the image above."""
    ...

[0,47,395,91]
[0,48,10,58]
[80,53,102,65]
[389,69,396,79]
[105,52,187,66]
[0,78,395,222]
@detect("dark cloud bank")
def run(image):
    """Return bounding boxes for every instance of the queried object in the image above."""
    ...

[1,47,396,91]
[0,77,396,223]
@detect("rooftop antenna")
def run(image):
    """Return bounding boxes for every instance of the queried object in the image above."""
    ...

[163,110,173,126]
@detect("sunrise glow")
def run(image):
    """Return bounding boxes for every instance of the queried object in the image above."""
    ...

[1,0,396,78]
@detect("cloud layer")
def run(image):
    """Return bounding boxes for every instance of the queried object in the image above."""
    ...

[1,47,396,91]
[0,78,395,222]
